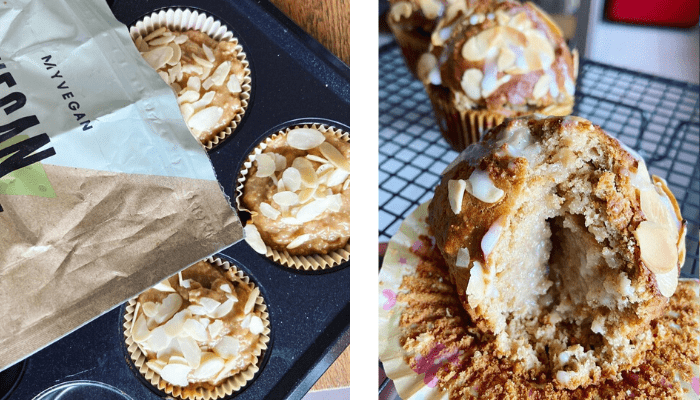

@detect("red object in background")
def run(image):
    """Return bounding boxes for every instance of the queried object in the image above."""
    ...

[605,0,699,28]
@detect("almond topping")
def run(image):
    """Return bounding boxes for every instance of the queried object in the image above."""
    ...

[187,106,223,132]
[273,153,287,171]
[202,44,216,63]
[173,34,188,44]
[461,69,483,100]
[296,198,328,222]
[142,46,173,70]
[447,179,467,214]
[260,202,281,220]
[192,54,214,68]
[533,73,551,99]
[287,234,312,249]
[187,76,201,91]
[211,61,231,86]
[160,363,191,387]
[319,142,349,172]
[243,224,267,254]
[287,128,326,150]
[190,91,215,112]
[293,157,319,187]
[227,75,241,93]
[143,27,167,42]
[148,34,175,46]
[244,287,259,314]
[282,167,302,191]
[634,221,677,274]
[327,169,349,187]
[273,191,299,206]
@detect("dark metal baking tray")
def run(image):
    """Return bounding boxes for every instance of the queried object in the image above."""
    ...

[1,0,349,399]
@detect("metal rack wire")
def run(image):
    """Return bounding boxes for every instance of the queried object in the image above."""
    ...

[378,41,700,399]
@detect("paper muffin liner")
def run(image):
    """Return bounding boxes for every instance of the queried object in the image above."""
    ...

[123,257,271,400]
[426,84,575,152]
[130,8,252,150]
[379,202,700,399]
[236,123,350,271]
[387,17,431,80]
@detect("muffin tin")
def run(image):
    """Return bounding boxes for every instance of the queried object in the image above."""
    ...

[0,0,349,399]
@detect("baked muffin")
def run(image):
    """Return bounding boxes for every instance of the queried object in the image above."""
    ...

[427,115,686,389]
[133,26,250,148]
[387,0,474,78]
[125,259,269,399]
[378,206,699,398]
[417,0,577,151]
[239,125,350,267]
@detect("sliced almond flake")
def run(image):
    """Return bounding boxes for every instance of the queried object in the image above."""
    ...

[319,142,349,172]
[315,163,334,176]
[163,309,190,338]
[270,174,278,186]
[148,34,175,46]
[132,312,152,343]
[276,178,286,192]
[248,316,264,335]
[298,188,315,204]
[168,355,189,366]
[343,178,350,190]
[156,339,183,365]
[286,128,326,150]
[227,75,241,94]
[210,61,231,86]
[188,304,208,316]
[202,44,216,62]
[220,284,232,294]
[182,318,209,342]
[193,54,214,68]
[317,169,332,186]
[146,360,164,375]
[327,169,349,187]
[142,302,158,318]
[260,202,281,220]
[214,359,238,384]
[190,91,215,112]
[154,293,183,325]
[178,271,184,287]
[146,326,171,352]
[187,76,201,91]
[177,90,200,104]
[198,297,222,313]
[328,194,342,212]
[202,77,214,90]
[160,363,191,387]
[240,314,252,329]
[168,63,181,82]
[177,336,202,369]
[157,71,169,82]
[153,279,175,292]
[255,153,275,178]
[200,66,212,80]
[173,34,188,44]
[143,27,167,42]
[181,63,204,75]
[180,279,192,289]
[213,336,240,359]
[171,82,182,93]
[296,198,329,222]
[287,234,312,249]
[292,157,318,187]
[180,103,195,122]
[187,106,223,132]
[244,287,260,314]
[198,318,210,329]
[141,46,173,70]
[307,154,328,164]
[191,352,224,380]
[210,298,236,318]
[207,319,225,339]
[273,191,299,206]
[282,167,302,192]
[280,217,302,225]
[273,153,287,171]
[313,185,329,199]
[244,224,267,254]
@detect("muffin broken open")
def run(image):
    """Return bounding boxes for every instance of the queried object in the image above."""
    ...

[428,115,686,389]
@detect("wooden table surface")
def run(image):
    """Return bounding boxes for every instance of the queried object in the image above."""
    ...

[264,0,350,393]
[268,0,350,65]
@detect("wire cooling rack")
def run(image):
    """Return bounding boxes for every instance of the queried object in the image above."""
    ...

[378,43,700,280]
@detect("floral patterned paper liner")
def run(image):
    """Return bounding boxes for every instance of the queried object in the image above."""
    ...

[378,201,700,399]
[123,257,271,400]
[236,123,350,271]
[130,8,252,150]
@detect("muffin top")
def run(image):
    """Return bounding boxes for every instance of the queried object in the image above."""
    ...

[241,126,350,257]
[427,115,685,389]
[130,260,267,389]
[134,27,249,146]
[417,0,577,117]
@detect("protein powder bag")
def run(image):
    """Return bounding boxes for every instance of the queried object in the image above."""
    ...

[0,0,243,370]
